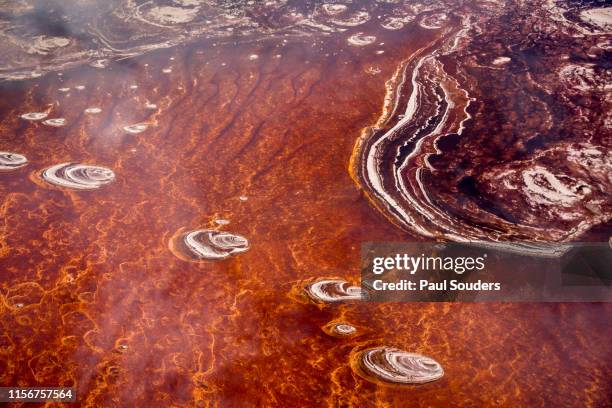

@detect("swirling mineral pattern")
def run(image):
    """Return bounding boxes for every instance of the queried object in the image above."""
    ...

[40,163,116,190]
[171,229,249,261]
[352,0,612,250]
[305,279,362,303]
[0,152,27,171]
[353,348,444,385]
[0,1,610,407]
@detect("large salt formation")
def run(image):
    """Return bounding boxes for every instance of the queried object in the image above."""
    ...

[352,1,611,247]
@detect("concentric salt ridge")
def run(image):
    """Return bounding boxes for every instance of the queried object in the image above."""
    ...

[305,279,362,303]
[0,152,28,170]
[40,163,115,190]
[352,347,444,385]
[170,229,250,261]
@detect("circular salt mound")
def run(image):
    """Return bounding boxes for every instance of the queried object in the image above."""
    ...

[20,112,48,121]
[42,118,66,127]
[305,279,362,303]
[124,124,148,134]
[353,347,444,385]
[347,33,376,46]
[0,152,28,170]
[41,163,115,190]
[180,229,250,260]
[323,322,357,337]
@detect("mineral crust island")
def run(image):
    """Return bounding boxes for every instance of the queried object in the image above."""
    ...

[371,279,502,291]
